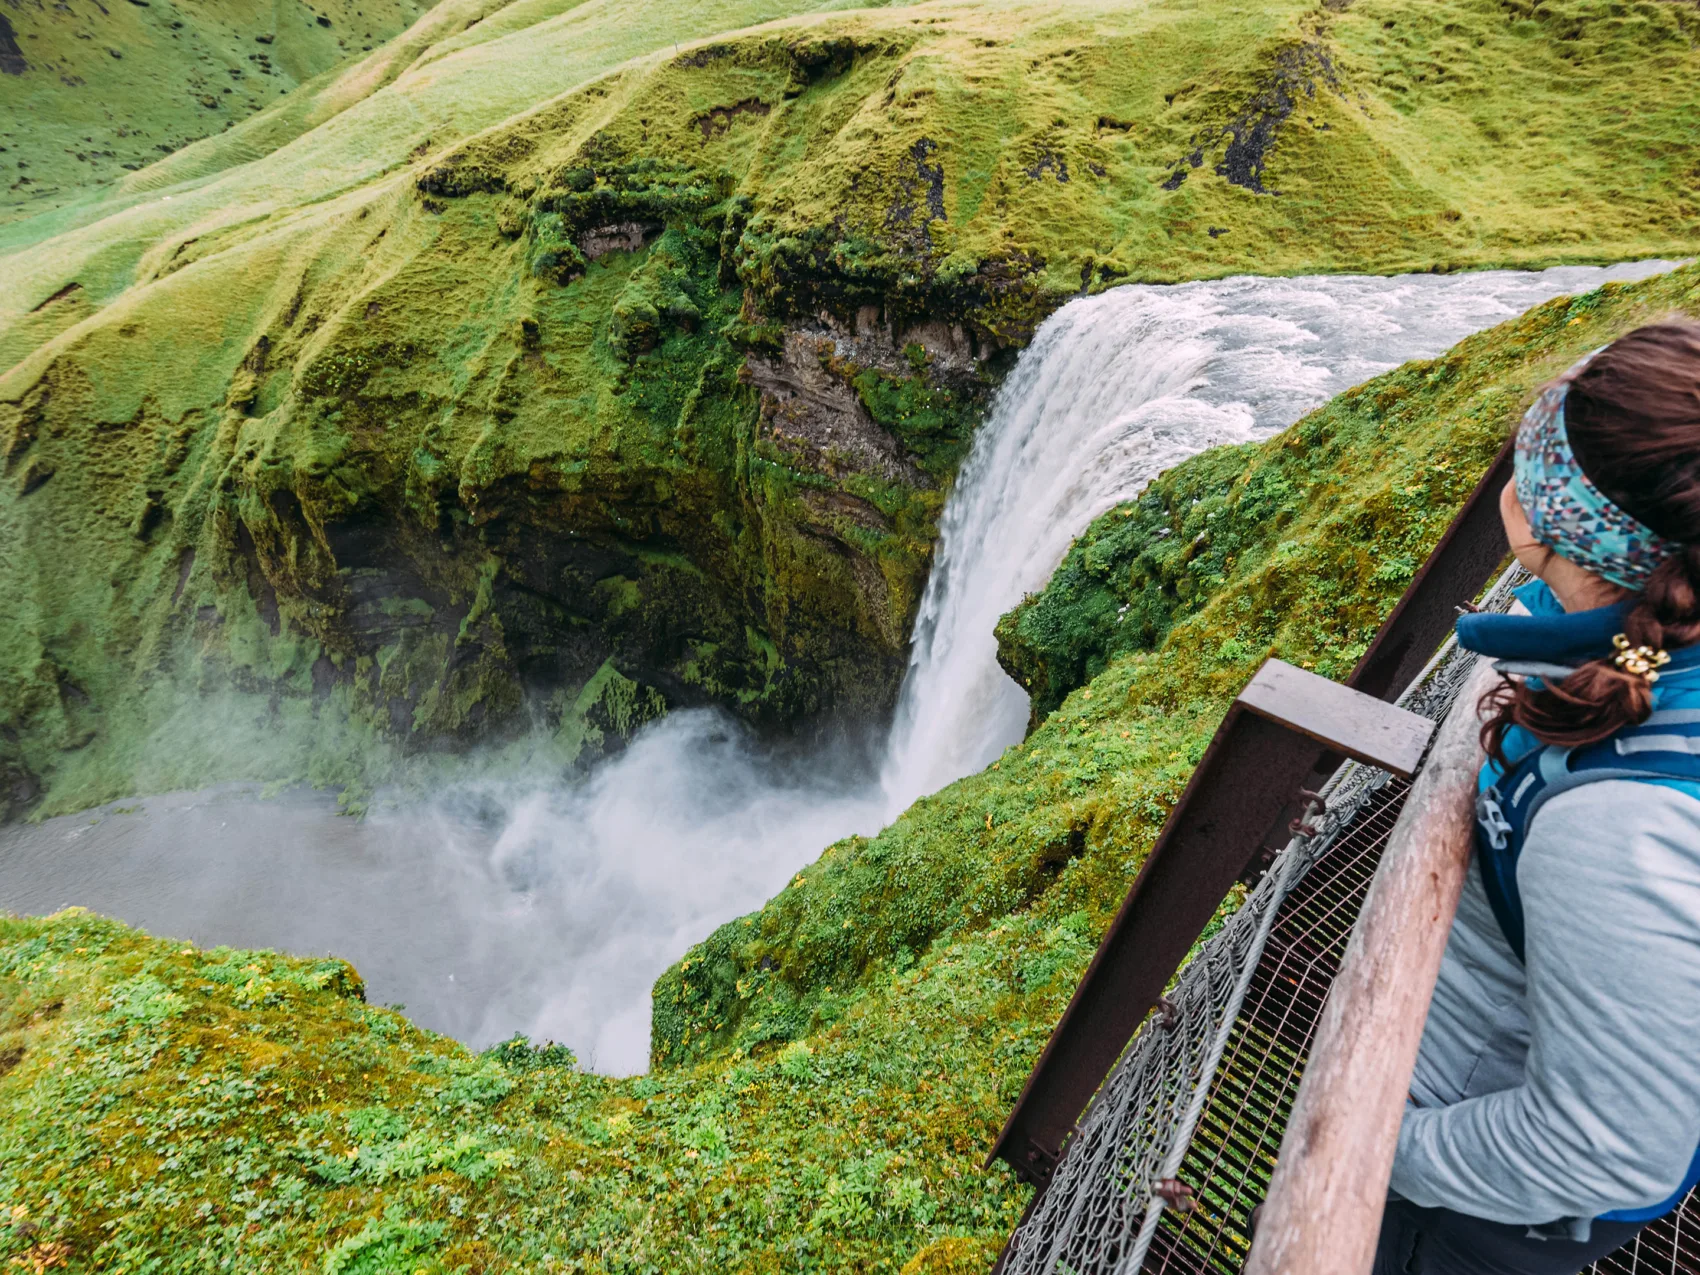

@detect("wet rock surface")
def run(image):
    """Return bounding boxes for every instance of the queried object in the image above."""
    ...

[747,330,930,487]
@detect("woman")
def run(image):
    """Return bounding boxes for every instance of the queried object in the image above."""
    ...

[1375,321,1700,1275]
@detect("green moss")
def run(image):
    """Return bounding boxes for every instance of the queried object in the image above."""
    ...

[994,444,1265,722]
[850,365,979,483]
[536,155,724,232]
[0,195,946,813]
[5,265,1700,1273]
[527,212,589,285]
[0,908,1029,1272]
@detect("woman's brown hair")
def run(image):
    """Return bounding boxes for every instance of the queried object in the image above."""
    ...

[1481,320,1700,767]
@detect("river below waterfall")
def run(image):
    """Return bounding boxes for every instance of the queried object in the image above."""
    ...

[0,259,1678,1074]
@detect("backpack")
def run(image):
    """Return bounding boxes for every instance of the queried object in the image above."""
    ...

[1474,695,1700,1223]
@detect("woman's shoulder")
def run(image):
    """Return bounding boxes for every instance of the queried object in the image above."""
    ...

[1537,777,1700,827]
[1528,779,1700,890]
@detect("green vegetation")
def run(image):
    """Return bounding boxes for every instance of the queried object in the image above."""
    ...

[6,264,1697,1275]
[5,0,1700,815]
[4,0,1700,1263]
[0,0,436,216]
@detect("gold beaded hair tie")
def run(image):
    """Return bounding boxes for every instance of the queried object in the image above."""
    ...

[1613,633,1671,681]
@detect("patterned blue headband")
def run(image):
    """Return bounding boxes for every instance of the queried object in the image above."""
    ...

[1513,349,1680,590]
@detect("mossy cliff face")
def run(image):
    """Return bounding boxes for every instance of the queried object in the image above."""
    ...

[7,266,1697,1275]
[6,0,1700,815]
[0,100,995,817]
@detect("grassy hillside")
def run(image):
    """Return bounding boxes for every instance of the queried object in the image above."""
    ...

[4,264,1696,1275]
[0,0,438,219]
[3,0,1700,1259]
[3,0,1700,818]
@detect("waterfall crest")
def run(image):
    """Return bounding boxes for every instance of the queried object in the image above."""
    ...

[879,262,1677,815]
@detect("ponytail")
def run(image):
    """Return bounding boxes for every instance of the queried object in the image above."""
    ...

[1479,321,1700,768]
[1481,547,1700,767]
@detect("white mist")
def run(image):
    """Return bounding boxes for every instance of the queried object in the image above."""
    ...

[0,260,1677,1072]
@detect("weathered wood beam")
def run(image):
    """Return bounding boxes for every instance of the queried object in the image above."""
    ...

[1244,656,1497,1275]
[1238,659,1433,779]
[988,661,1434,1186]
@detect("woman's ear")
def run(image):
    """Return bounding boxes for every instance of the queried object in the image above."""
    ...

[1499,479,1542,574]
[1500,478,1629,612]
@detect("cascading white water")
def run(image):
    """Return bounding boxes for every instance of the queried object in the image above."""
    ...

[0,712,887,1075]
[879,261,1679,813]
[2,260,1677,1074]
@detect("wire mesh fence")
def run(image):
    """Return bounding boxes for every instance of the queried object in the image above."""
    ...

[998,568,1700,1275]
[1141,777,1410,1274]
[1594,1210,1700,1275]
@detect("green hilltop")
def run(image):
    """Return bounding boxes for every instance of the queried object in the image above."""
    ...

[4,0,1700,815]
[1,0,1699,1268]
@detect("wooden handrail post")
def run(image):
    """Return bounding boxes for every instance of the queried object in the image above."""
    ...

[1245,656,1498,1275]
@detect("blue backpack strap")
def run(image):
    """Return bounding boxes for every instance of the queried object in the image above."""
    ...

[1475,745,1571,963]
[1471,708,1700,1222]
[1473,709,1700,964]
[1608,706,1700,759]
[1476,785,1527,964]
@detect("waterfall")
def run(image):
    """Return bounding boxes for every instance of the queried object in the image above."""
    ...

[5,260,1674,1073]
[879,261,1677,814]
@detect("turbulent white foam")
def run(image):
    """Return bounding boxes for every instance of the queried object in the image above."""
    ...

[0,260,1678,1072]
[0,713,885,1075]
[878,260,1679,813]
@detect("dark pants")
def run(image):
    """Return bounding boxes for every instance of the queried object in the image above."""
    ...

[1372,1199,1649,1275]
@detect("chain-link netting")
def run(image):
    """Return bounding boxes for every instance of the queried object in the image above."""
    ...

[998,569,1529,1275]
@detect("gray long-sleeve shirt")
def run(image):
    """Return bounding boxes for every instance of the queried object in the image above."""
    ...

[1392,780,1700,1228]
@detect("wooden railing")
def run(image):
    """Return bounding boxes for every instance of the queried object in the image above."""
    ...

[1244,657,1494,1274]
[989,438,1514,1192]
